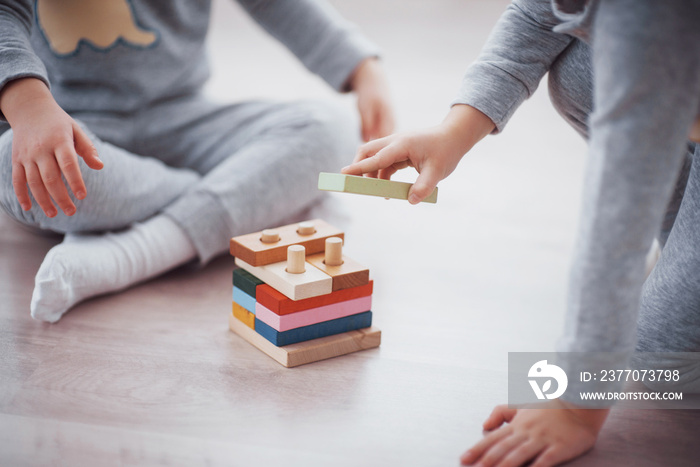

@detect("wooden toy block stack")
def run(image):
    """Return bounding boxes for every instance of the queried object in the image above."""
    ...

[229,219,381,367]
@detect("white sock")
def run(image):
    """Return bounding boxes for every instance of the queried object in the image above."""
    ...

[31,215,197,323]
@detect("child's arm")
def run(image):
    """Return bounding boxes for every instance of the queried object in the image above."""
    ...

[346,57,394,142]
[342,104,494,204]
[0,78,103,217]
[235,0,394,140]
[344,0,574,202]
[460,401,608,467]
[0,1,103,217]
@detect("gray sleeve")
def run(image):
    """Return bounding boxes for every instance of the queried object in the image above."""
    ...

[559,0,700,404]
[235,0,380,92]
[0,1,50,120]
[453,0,573,133]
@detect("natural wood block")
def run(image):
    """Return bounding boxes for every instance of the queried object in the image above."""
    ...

[232,268,264,298]
[318,172,438,204]
[232,304,255,329]
[256,295,372,332]
[257,280,374,315]
[229,313,381,368]
[307,253,370,291]
[234,257,332,301]
[286,245,306,274]
[232,287,256,314]
[230,219,344,267]
[324,237,343,266]
[255,311,373,346]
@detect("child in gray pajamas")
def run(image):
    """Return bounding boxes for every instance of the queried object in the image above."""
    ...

[344,0,700,466]
[0,0,394,323]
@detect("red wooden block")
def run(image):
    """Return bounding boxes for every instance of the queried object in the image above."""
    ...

[256,280,374,316]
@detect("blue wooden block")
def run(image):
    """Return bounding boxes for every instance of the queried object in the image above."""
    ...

[255,311,373,346]
[233,287,256,314]
[232,268,264,298]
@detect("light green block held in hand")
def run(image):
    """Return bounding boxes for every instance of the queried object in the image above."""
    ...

[317,173,438,204]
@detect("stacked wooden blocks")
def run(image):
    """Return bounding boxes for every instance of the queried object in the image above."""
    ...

[229,219,381,367]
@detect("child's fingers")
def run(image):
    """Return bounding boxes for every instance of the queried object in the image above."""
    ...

[408,165,440,204]
[37,157,76,216]
[530,446,566,467]
[360,105,377,142]
[460,425,513,465]
[11,163,32,211]
[349,135,392,165]
[498,440,546,467]
[73,123,103,170]
[477,434,526,467]
[344,142,406,177]
[378,166,398,181]
[483,405,518,431]
[375,104,395,139]
[25,163,57,217]
[55,143,87,200]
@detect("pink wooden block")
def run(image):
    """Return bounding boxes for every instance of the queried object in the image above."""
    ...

[255,295,372,332]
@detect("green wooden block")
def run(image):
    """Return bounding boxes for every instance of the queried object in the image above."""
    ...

[233,267,264,298]
[318,172,438,204]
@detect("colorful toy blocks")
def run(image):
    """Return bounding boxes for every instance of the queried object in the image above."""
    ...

[318,172,438,204]
[230,219,344,266]
[229,220,380,367]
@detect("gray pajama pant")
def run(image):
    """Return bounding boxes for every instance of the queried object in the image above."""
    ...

[0,94,356,264]
[548,34,700,391]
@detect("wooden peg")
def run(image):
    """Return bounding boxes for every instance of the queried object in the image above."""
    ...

[286,245,306,274]
[260,229,280,244]
[297,221,316,236]
[325,237,344,266]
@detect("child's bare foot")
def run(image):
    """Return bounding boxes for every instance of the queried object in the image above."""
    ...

[460,400,609,467]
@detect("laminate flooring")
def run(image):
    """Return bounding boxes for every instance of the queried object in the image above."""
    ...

[1,1,698,465]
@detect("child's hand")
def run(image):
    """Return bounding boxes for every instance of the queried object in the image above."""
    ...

[0,78,103,217]
[342,104,494,204]
[349,58,395,142]
[460,400,610,467]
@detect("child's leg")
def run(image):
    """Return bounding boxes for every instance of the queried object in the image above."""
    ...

[0,124,199,233]
[634,144,700,393]
[0,124,201,322]
[547,39,693,248]
[134,97,357,264]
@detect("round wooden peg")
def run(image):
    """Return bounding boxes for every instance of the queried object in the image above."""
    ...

[324,237,344,266]
[297,221,316,235]
[260,229,280,243]
[286,245,306,274]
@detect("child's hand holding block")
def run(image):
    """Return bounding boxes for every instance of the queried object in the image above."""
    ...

[318,172,438,204]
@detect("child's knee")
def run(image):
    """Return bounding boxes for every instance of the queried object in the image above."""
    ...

[295,100,359,165]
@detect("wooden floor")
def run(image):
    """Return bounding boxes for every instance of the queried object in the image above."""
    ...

[1,1,698,465]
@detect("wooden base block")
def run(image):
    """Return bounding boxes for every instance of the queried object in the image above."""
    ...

[235,257,332,301]
[232,287,256,314]
[318,172,438,204]
[230,219,344,267]
[232,303,255,329]
[232,268,264,298]
[255,311,372,346]
[229,313,381,367]
[255,295,372,332]
[307,253,369,291]
[257,281,373,315]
